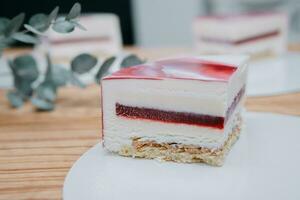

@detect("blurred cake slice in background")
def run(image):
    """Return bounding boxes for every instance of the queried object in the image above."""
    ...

[36,14,122,63]
[101,55,248,166]
[193,12,288,58]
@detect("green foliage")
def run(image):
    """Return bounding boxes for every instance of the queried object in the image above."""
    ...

[0,17,10,35]
[30,54,57,110]
[47,6,59,24]
[68,72,86,88]
[49,64,69,87]
[43,54,72,88]
[7,91,24,108]
[121,54,145,68]
[9,55,39,98]
[0,3,85,55]
[66,3,81,20]
[2,3,91,110]
[4,13,25,37]
[6,52,144,110]
[71,53,98,74]
[52,3,85,34]
[12,32,39,44]
[0,3,82,53]
[24,24,44,35]
[2,2,145,112]
[12,55,39,82]
[31,96,54,111]
[95,56,116,83]
[29,13,49,31]
[24,6,59,36]
[71,20,87,31]
[36,81,57,102]
[52,17,75,33]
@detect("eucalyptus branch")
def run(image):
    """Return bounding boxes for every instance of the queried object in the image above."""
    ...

[2,2,145,111]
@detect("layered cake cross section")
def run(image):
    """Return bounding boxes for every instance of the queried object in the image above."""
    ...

[102,56,248,166]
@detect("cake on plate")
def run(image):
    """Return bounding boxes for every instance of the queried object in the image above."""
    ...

[193,12,288,57]
[101,56,248,166]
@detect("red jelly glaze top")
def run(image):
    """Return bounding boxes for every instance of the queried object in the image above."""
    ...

[103,57,237,82]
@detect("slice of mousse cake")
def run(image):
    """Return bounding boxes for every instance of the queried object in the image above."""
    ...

[101,56,248,166]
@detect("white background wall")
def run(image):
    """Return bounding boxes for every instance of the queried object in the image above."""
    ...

[132,0,203,47]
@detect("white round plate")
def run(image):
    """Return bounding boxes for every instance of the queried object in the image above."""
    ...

[247,52,300,96]
[63,112,300,200]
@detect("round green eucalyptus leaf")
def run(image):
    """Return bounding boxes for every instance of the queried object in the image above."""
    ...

[71,20,86,31]
[31,96,54,111]
[29,13,49,32]
[5,13,25,36]
[52,18,75,33]
[71,53,97,74]
[15,80,33,97]
[68,72,85,88]
[36,81,56,102]
[43,56,68,88]
[47,6,59,24]
[24,24,44,36]
[95,56,116,83]
[12,55,39,82]
[0,17,10,35]
[66,3,81,20]
[121,54,144,68]
[0,37,14,47]
[7,91,24,108]
[9,56,37,98]
[12,32,39,44]
[51,65,69,87]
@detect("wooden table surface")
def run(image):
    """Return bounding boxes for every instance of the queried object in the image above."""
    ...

[1,47,300,200]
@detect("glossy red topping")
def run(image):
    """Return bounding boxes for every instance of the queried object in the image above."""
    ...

[104,57,237,82]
